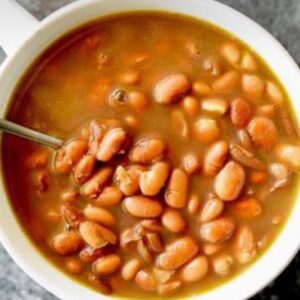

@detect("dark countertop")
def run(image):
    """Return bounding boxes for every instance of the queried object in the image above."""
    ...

[0,0,299,299]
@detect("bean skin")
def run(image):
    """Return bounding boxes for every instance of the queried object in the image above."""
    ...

[52,231,84,256]
[162,208,186,233]
[129,138,166,164]
[199,217,235,244]
[154,73,191,104]
[92,254,121,276]
[214,161,245,201]
[165,168,189,208]
[123,196,163,218]
[96,127,128,161]
[156,236,199,270]
[140,161,170,196]
[203,140,229,176]
[180,255,209,282]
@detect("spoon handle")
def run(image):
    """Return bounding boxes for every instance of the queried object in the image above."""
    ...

[0,119,63,149]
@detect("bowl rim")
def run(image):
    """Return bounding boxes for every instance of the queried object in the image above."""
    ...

[1,0,300,299]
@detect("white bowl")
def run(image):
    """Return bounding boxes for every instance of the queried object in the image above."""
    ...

[0,1,300,299]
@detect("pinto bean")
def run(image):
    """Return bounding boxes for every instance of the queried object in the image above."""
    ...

[61,188,80,202]
[154,73,191,104]
[124,114,139,129]
[52,231,84,256]
[73,154,96,184]
[137,220,163,234]
[234,226,257,264]
[162,208,186,233]
[153,268,175,283]
[171,109,189,139]
[93,254,121,276]
[65,258,83,274]
[194,118,221,144]
[233,197,262,219]
[199,217,235,244]
[199,198,224,223]
[88,121,104,156]
[26,149,49,169]
[156,236,199,270]
[87,272,112,295]
[230,98,251,127]
[146,233,164,253]
[187,193,200,215]
[242,74,264,102]
[54,139,88,174]
[79,246,111,263]
[180,255,209,282]
[83,206,115,226]
[137,239,152,263]
[157,281,182,295]
[203,141,229,176]
[94,186,123,207]
[269,163,291,180]
[256,104,276,118]
[266,81,284,105]
[135,270,157,291]
[248,117,278,151]
[165,168,189,208]
[241,52,258,72]
[121,259,142,280]
[123,196,162,218]
[229,143,266,170]
[212,253,234,276]
[79,221,117,248]
[129,138,166,163]
[212,70,240,94]
[236,129,253,150]
[201,98,228,115]
[120,228,140,251]
[182,153,202,175]
[114,165,142,196]
[182,96,199,116]
[96,127,128,161]
[128,91,148,111]
[221,42,241,65]
[249,171,268,184]
[203,56,223,77]
[193,80,212,96]
[274,144,300,171]
[140,161,170,196]
[81,167,113,198]
[214,161,245,201]
[202,242,223,256]
[120,70,140,85]
[61,202,83,228]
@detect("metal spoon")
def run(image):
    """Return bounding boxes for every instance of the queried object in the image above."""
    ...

[0,119,64,149]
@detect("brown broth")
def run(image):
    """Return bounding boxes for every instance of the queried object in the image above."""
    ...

[1,11,300,298]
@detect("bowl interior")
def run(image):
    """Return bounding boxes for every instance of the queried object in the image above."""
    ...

[0,0,300,299]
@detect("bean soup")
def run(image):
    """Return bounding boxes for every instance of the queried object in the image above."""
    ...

[2,12,300,298]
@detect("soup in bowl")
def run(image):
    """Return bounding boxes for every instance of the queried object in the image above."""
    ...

[1,1,300,300]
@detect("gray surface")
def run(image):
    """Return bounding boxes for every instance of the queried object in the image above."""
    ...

[0,0,300,299]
